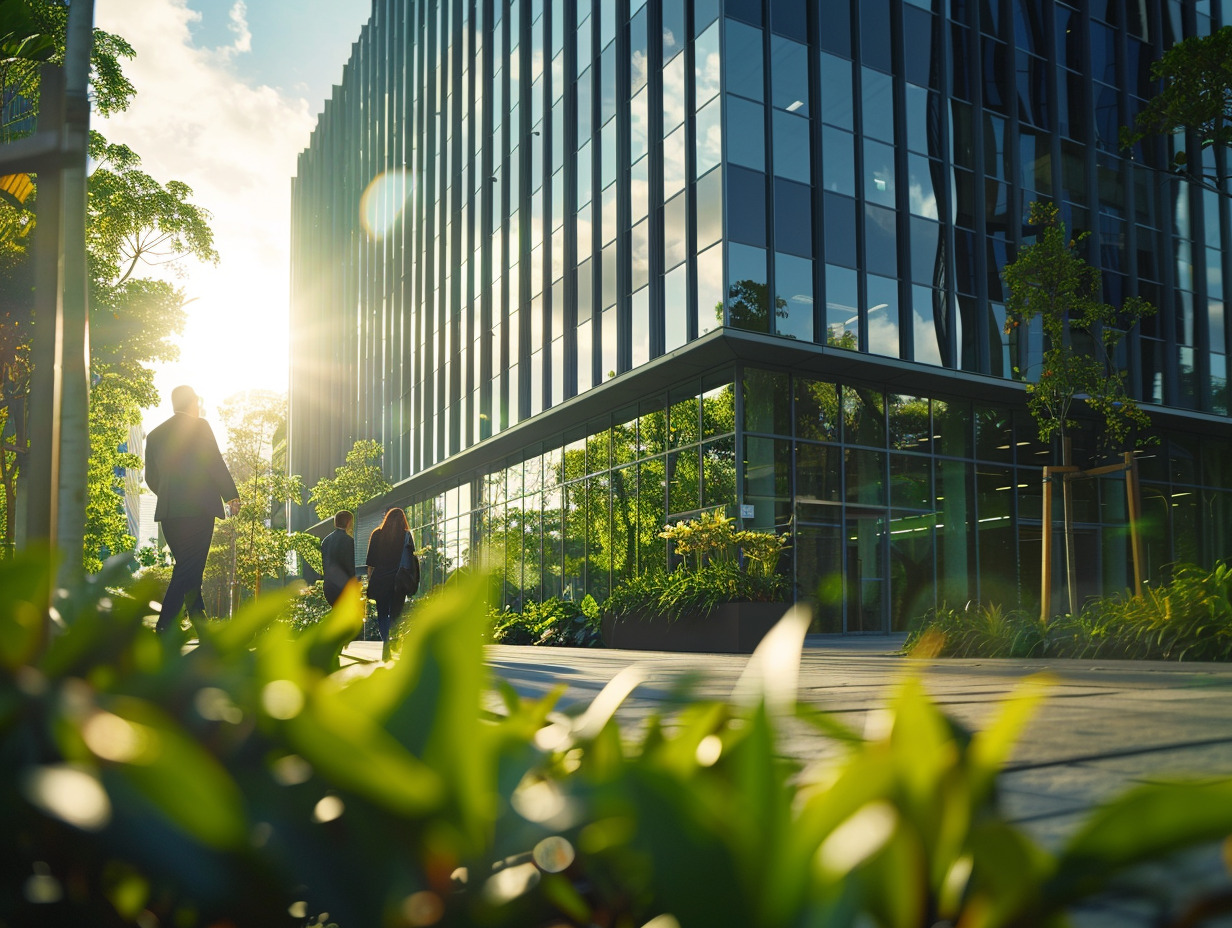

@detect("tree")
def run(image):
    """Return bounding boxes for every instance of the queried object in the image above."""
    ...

[207,391,318,609]
[0,1,217,566]
[1121,25,1232,192]
[307,439,391,523]
[1004,201,1155,616]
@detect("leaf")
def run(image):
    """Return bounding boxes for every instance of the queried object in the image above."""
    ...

[731,603,810,714]
[1043,778,1232,909]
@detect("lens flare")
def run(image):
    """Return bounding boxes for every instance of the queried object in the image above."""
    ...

[360,169,412,240]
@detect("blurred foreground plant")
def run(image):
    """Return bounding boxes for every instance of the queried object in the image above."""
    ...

[1,552,1230,927]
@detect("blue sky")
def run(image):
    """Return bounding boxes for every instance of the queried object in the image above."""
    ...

[94,0,373,431]
[182,0,372,115]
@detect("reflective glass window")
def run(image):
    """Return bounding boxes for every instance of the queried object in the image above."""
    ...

[726,96,765,171]
[727,0,762,26]
[694,0,720,34]
[600,43,616,122]
[908,154,939,219]
[696,96,723,178]
[696,166,724,251]
[727,243,770,332]
[576,14,592,71]
[743,368,791,434]
[863,138,896,208]
[664,123,687,200]
[632,154,649,222]
[770,0,806,40]
[820,54,854,129]
[775,252,814,340]
[577,201,593,259]
[905,84,931,155]
[912,285,944,366]
[632,219,649,292]
[903,6,938,87]
[796,377,840,442]
[865,273,899,358]
[664,54,686,132]
[601,118,616,188]
[819,0,850,56]
[602,240,617,307]
[663,0,685,62]
[695,21,721,105]
[728,164,767,247]
[771,36,809,114]
[601,182,617,244]
[577,257,593,321]
[822,126,854,195]
[632,287,650,366]
[665,263,688,349]
[725,19,764,102]
[664,190,687,269]
[697,243,723,335]
[862,68,894,142]
[823,192,857,268]
[825,264,859,348]
[630,6,648,92]
[601,305,617,376]
[865,204,898,278]
[576,72,592,141]
[860,0,891,71]
[774,177,813,259]
[773,110,811,184]
[630,87,649,162]
[910,216,940,285]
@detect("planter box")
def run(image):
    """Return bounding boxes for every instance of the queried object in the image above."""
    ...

[600,602,793,653]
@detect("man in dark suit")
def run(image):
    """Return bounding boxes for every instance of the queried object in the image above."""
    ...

[145,385,240,630]
[320,510,357,605]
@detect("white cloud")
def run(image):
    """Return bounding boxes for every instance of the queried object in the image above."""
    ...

[225,1,253,56]
[94,0,315,429]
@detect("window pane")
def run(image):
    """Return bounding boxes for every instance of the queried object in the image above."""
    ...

[774,176,812,258]
[908,154,939,218]
[862,68,894,142]
[727,164,767,247]
[727,242,770,332]
[771,36,809,114]
[664,123,687,199]
[912,285,944,366]
[795,377,840,442]
[863,138,896,207]
[825,263,859,348]
[725,18,764,102]
[865,203,898,278]
[865,273,899,358]
[631,87,649,162]
[820,53,853,129]
[697,243,723,335]
[664,53,686,132]
[632,287,650,366]
[822,126,855,195]
[773,110,811,183]
[823,192,857,268]
[726,96,765,171]
[665,262,688,350]
[695,20,721,104]
[662,0,684,62]
[775,251,814,341]
[696,166,723,250]
[664,190,687,269]
[696,95,722,177]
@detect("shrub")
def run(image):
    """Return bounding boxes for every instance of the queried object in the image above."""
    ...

[907,562,1232,661]
[3,552,1231,926]
[605,562,787,621]
[488,595,603,647]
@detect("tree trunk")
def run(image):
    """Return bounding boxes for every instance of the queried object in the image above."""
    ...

[1062,436,1079,615]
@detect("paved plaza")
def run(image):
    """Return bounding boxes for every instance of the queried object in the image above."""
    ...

[344,635,1232,926]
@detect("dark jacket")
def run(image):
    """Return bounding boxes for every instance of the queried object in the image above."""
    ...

[145,413,239,521]
[320,528,357,602]
[365,527,408,599]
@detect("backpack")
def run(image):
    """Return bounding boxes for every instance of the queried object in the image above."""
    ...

[394,531,420,598]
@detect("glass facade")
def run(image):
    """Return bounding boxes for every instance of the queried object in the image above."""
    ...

[291,0,1232,631]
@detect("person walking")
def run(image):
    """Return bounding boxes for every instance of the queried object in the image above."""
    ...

[320,510,357,606]
[145,385,240,630]
[364,507,412,659]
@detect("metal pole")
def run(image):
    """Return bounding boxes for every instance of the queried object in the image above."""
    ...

[54,0,95,583]
[1040,467,1053,623]
[1125,452,1145,597]
[23,64,66,555]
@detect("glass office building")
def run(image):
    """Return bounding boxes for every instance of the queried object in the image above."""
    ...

[290,0,1232,631]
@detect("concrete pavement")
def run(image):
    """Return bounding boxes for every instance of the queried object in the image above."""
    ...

[343,635,1232,925]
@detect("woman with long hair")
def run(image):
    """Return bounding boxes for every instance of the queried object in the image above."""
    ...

[364,507,413,658]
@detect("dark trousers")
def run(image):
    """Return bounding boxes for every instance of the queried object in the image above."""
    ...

[159,515,217,631]
[372,590,406,643]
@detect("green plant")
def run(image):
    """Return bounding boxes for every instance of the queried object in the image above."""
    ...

[907,562,1232,662]
[4,552,1232,927]
[605,562,787,621]
[487,596,603,647]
